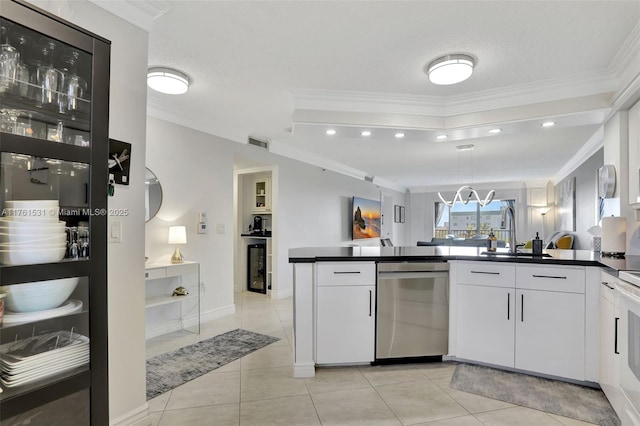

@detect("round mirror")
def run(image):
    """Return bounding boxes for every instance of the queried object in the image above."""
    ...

[145,167,162,222]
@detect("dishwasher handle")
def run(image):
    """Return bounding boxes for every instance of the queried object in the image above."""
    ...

[378,271,449,280]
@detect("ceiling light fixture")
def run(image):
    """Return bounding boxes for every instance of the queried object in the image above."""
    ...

[489,128,502,134]
[541,121,556,127]
[436,134,448,140]
[326,129,336,135]
[394,132,405,139]
[438,144,495,207]
[147,67,190,95]
[426,54,474,85]
[361,130,371,137]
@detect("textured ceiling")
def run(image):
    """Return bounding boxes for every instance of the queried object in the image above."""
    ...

[138,1,640,191]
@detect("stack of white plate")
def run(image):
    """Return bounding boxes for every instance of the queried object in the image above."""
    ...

[0,200,66,265]
[0,331,89,388]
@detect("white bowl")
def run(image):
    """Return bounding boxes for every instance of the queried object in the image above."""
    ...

[0,219,66,231]
[0,245,66,265]
[1,213,59,222]
[5,200,59,209]
[0,234,66,245]
[0,277,79,312]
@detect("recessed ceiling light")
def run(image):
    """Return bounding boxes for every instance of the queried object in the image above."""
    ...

[326,129,337,135]
[488,128,502,134]
[436,134,448,140]
[394,132,405,139]
[361,130,371,137]
[541,121,556,127]
[426,54,474,85]
[147,67,190,95]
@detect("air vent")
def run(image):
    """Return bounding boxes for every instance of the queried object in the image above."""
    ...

[248,137,269,150]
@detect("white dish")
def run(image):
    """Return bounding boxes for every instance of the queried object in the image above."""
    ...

[2,354,89,380]
[1,277,79,312]
[0,360,88,388]
[0,245,66,265]
[1,345,89,370]
[5,200,59,209]
[0,214,59,223]
[0,233,66,245]
[0,299,82,324]
[0,332,89,361]
[0,220,65,231]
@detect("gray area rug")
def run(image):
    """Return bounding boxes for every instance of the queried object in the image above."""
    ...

[450,364,620,426]
[146,329,279,400]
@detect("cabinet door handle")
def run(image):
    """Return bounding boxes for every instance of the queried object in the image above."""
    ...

[602,282,615,290]
[369,290,372,317]
[507,292,510,320]
[334,271,361,275]
[532,274,567,280]
[521,294,524,322]
[471,270,499,275]
[615,317,620,355]
[145,272,149,278]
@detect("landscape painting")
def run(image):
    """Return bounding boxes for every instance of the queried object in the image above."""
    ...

[352,196,381,240]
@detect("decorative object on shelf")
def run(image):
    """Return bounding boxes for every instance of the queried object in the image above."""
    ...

[601,216,626,257]
[426,53,474,85]
[598,164,616,199]
[587,225,602,253]
[168,225,187,263]
[108,139,131,185]
[171,285,188,296]
[107,173,115,197]
[438,144,495,207]
[147,67,190,95]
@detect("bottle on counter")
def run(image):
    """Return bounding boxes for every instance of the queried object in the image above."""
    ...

[532,232,543,255]
[487,229,497,252]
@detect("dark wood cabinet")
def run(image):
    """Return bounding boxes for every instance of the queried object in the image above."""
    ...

[0,1,109,424]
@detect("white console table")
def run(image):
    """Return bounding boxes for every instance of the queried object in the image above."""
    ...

[144,261,200,339]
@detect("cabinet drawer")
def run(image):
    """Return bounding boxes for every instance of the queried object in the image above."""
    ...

[456,261,515,288]
[317,262,375,286]
[166,263,198,277]
[145,268,167,280]
[516,265,585,293]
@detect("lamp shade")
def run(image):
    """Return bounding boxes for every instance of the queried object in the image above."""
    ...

[427,54,474,85]
[535,206,551,215]
[168,226,187,245]
[147,67,190,95]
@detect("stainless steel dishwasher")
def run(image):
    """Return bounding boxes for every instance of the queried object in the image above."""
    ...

[376,262,449,360]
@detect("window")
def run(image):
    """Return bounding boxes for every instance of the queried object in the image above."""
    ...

[434,199,513,241]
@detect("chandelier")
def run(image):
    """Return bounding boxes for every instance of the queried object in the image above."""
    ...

[437,144,495,207]
[438,186,495,207]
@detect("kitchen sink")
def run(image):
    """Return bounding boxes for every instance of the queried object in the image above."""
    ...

[480,251,552,257]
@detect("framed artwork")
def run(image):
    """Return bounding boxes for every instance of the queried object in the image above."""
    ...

[558,177,576,231]
[108,139,132,185]
[394,205,405,223]
[352,196,381,240]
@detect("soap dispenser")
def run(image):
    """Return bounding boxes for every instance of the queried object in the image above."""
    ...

[487,229,497,252]
[532,232,543,255]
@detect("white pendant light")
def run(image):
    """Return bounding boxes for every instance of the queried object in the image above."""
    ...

[426,54,474,85]
[437,144,495,207]
[147,67,190,95]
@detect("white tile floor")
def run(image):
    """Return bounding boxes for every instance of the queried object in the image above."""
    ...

[145,291,598,426]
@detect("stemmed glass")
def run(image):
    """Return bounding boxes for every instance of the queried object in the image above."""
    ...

[0,24,18,93]
[36,39,64,110]
[13,33,33,98]
[61,49,87,113]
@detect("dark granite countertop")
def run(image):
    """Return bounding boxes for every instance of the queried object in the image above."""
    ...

[289,246,640,272]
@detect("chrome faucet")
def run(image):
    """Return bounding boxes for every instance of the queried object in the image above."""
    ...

[501,206,517,254]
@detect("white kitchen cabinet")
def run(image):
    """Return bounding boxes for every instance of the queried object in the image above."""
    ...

[252,177,272,213]
[315,262,376,364]
[515,288,585,380]
[456,283,515,367]
[455,261,587,381]
[599,272,620,406]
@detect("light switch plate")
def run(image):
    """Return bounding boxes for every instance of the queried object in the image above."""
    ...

[109,221,121,243]
[197,222,207,234]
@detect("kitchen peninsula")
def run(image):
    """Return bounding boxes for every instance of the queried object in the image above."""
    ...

[289,246,637,386]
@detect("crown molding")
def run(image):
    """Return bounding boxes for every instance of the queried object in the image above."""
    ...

[552,126,604,185]
[88,0,172,32]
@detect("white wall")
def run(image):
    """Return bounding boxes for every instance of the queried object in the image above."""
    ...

[26,1,149,424]
[146,117,236,321]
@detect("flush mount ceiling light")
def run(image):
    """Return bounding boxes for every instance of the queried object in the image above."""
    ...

[147,67,190,95]
[426,54,474,85]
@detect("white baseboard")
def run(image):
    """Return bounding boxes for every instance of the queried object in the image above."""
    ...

[270,288,293,299]
[293,362,316,378]
[109,404,149,426]
[145,305,235,339]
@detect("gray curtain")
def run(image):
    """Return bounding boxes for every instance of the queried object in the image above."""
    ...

[434,202,445,230]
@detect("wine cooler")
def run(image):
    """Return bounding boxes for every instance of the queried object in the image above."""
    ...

[247,243,267,294]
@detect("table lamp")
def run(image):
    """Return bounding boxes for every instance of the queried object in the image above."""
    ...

[168,226,187,264]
